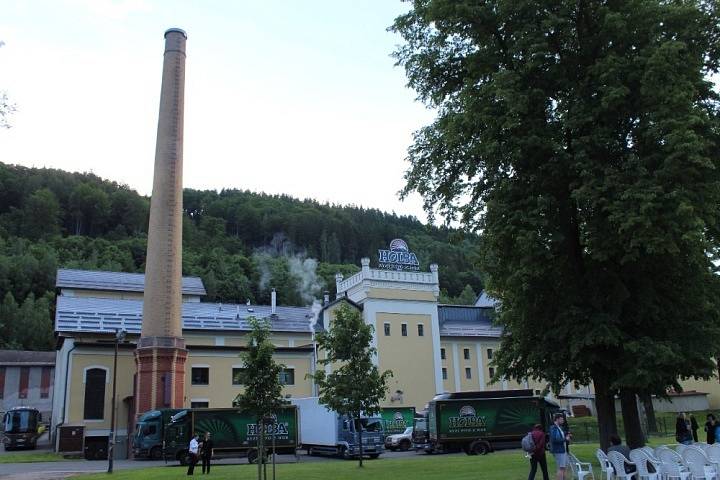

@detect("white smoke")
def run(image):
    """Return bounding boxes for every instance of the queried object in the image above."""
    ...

[252,233,322,306]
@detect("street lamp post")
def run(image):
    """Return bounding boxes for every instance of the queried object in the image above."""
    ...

[108,328,126,474]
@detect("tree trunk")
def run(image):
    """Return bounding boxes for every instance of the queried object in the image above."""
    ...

[358,416,363,468]
[620,388,645,448]
[257,417,263,480]
[639,392,658,434]
[593,372,617,451]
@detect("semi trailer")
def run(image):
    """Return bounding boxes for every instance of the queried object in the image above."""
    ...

[421,389,562,455]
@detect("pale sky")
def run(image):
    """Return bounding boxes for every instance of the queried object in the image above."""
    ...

[0,0,434,221]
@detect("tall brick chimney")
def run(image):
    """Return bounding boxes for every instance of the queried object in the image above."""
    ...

[135,28,188,414]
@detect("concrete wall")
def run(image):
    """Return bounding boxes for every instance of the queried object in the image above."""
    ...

[0,365,54,422]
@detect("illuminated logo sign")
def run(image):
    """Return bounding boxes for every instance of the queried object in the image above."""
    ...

[448,405,487,429]
[378,239,420,271]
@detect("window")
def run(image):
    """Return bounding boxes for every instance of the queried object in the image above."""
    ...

[191,367,209,385]
[279,368,295,386]
[40,367,51,399]
[232,368,246,385]
[487,348,493,360]
[401,324,407,337]
[384,323,391,336]
[440,348,446,360]
[83,368,106,420]
[417,324,424,336]
[465,367,472,379]
[488,367,495,379]
[18,367,29,399]
[0,366,5,399]
[463,348,470,360]
[191,401,209,409]
[442,368,448,380]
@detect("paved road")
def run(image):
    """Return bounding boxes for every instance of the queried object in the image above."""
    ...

[0,449,435,479]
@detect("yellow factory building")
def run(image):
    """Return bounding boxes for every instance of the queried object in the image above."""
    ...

[49,239,720,457]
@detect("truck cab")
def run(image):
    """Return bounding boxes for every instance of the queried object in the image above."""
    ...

[132,409,179,460]
[342,416,385,458]
[412,414,430,452]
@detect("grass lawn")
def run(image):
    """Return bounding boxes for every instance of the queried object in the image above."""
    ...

[77,437,675,480]
[0,451,69,463]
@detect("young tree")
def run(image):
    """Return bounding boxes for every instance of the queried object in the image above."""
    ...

[393,0,720,449]
[234,317,286,480]
[309,303,392,467]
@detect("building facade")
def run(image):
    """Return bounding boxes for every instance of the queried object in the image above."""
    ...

[0,350,55,422]
[50,241,720,457]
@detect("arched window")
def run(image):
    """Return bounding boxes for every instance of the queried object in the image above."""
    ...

[83,368,107,420]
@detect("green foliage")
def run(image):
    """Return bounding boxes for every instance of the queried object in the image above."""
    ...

[393,0,720,448]
[233,317,286,479]
[233,317,286,417]
[440,284,477,305]
[309,304,392,467]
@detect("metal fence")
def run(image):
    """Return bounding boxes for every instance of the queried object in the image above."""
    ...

[569,417,672,443]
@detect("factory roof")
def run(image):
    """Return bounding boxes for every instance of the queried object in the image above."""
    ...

[55,296,314,334]
[438,305,502,338]
[56,269,207,296]
[0,350,56,366]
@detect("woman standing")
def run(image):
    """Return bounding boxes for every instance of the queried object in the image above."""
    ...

[676,413,692,445]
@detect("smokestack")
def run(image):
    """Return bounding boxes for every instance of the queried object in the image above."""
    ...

[136,28,188,414]
[271,288,277,314]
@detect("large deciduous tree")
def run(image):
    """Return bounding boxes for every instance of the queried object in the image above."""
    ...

[392,0,720,449]
[309,303,392,467]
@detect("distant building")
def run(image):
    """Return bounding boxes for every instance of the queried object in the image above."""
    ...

[0,350,55,423]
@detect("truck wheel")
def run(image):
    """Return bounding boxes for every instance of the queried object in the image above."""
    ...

[248,449,258,464]
[369,454,380,459]
[339,446,350,460]
[470,440,489,455]
[399,440,411,451]
[150,446,163,460]
[178,452,190,466]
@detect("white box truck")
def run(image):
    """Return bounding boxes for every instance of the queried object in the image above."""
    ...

[291,397,385,459]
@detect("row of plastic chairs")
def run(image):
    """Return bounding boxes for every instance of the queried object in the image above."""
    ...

[596,443,720,480]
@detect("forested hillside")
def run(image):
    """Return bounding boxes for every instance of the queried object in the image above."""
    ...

[0,162,485,350]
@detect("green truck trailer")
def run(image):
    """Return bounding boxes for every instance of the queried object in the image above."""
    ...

[380,407,415,435]
[424,389,562,455]
[163,406,298,464]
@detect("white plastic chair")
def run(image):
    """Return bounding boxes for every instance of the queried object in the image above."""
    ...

[707,443,720,464]
[660,460,692,480]
[629,450,660,480]
[658,447,691,470]
[676,444,688,455]
[640,447,658,460]
[568,452,595,480]
[596,449,615,480]
[681,447,718,480]
[607,451,638,480]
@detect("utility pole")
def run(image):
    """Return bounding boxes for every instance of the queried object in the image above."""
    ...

[108,328,126,473]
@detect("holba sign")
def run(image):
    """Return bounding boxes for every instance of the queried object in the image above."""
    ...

[378,239,420,271]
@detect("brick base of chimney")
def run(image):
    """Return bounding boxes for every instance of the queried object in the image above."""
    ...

[135,339,187,415]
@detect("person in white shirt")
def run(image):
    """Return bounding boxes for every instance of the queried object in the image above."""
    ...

[187,434,200,476]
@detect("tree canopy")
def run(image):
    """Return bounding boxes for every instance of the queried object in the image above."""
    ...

[0,161,484,350]
[393,0,720,448]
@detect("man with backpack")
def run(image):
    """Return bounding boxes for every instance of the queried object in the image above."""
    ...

[524,423,549,480]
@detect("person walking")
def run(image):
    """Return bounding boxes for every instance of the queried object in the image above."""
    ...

[676,413,692,445]
[690,414,699,443]
[200,432,214,474]
[549,414,571,480]
[187,434,200,476]
[527,424,549,480]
